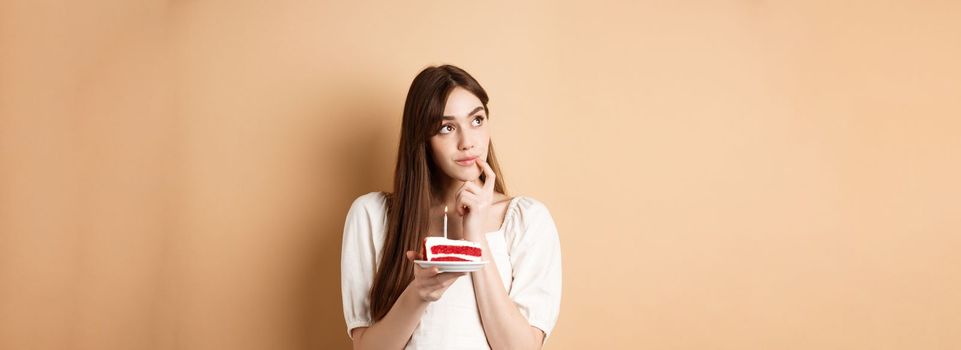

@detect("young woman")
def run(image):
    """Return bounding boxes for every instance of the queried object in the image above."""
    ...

[340,65,562,349]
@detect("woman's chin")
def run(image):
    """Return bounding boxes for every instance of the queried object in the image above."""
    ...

[455,172,481,182]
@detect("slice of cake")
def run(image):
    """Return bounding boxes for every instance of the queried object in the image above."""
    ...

[421,237,482,262]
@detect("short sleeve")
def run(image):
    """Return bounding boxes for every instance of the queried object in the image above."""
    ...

[340,192,386,339]
[507,198,563,340]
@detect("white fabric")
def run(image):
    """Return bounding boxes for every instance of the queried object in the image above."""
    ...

[340,192,563,349]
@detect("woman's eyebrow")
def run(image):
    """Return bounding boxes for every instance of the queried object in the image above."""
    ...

[442,106,484,120]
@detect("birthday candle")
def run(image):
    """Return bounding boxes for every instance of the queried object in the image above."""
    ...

[443,205,448,239]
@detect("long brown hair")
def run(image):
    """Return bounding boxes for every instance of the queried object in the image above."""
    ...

[368,64,508,321]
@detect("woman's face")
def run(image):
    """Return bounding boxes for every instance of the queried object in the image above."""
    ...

[430,86,490,183]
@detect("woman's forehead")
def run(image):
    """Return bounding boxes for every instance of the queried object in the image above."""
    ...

[443,87,484,118]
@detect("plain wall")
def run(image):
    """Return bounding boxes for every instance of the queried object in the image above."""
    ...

[1,1,959,349]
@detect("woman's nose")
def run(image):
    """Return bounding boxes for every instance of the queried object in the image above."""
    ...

[458,134,475,151]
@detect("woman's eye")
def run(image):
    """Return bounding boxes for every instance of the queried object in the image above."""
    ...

[439,117,483,134]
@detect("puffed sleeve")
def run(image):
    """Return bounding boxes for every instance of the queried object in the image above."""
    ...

[340,192,386,338]
[507,198,563,340]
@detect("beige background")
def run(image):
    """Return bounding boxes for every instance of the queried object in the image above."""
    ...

[2,1,960,349]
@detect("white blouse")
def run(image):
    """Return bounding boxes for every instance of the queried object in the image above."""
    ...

[340,192,562,349]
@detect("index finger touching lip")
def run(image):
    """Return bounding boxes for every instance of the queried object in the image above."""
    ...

[476,158,492,174]
[477,158,495,188]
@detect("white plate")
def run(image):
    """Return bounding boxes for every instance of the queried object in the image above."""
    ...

[414,260,488,272]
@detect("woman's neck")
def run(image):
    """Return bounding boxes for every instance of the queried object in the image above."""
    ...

[432,177,464,209]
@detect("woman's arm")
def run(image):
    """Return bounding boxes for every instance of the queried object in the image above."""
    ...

[454,160,546,349]
[351,251,466,350]
[350,286,425,350]
[470,241,546,350]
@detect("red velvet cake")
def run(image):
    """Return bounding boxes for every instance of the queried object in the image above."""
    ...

[420,237,482,262]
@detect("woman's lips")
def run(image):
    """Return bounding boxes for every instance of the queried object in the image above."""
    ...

[455,157,477,166]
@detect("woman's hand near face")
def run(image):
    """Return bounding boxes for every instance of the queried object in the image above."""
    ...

[455,158,496,241]
[405,251,466,301]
